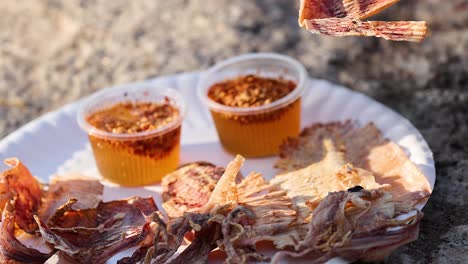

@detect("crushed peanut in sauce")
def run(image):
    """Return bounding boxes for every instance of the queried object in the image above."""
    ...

[207,75,296,108]
[86,100,179,134]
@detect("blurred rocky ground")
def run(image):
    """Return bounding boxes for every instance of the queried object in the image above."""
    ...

[0,0,467,263]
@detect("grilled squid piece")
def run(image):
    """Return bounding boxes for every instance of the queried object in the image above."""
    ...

[39,175,103,223]
[162,162,226,218]
[271,188,429,263]
[299,0,428,42]
[117,212,220,264]
[198,155,245,214]
[35,197,158,264]
[272,138,386,222]
[1,200,52,264]
[0,158,107,264]
[275,121,432,205]
[0,158,43,233]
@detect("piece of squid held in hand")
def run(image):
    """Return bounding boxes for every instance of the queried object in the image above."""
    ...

[299,0,428,42]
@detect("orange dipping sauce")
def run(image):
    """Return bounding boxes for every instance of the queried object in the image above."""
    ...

[85,101,181,186]
[207,75,300,157]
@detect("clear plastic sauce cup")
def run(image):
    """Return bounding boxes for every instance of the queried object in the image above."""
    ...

[198,53,308,157]
[77,84,185,186]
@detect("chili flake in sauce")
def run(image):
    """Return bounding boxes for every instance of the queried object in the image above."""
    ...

[207,75,296,108]
[86,101,179,134]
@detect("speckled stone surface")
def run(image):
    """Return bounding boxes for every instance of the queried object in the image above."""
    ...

[0,0,467,263]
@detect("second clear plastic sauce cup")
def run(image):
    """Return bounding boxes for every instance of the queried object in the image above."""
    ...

[198,53,308,157]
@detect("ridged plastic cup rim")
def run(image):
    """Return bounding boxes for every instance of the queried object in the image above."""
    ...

[197,53,308,115]
[77,82,186,141]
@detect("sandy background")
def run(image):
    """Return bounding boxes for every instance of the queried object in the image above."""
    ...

[1,1,467,263]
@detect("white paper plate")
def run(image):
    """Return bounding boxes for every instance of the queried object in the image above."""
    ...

[0,71,435,263]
